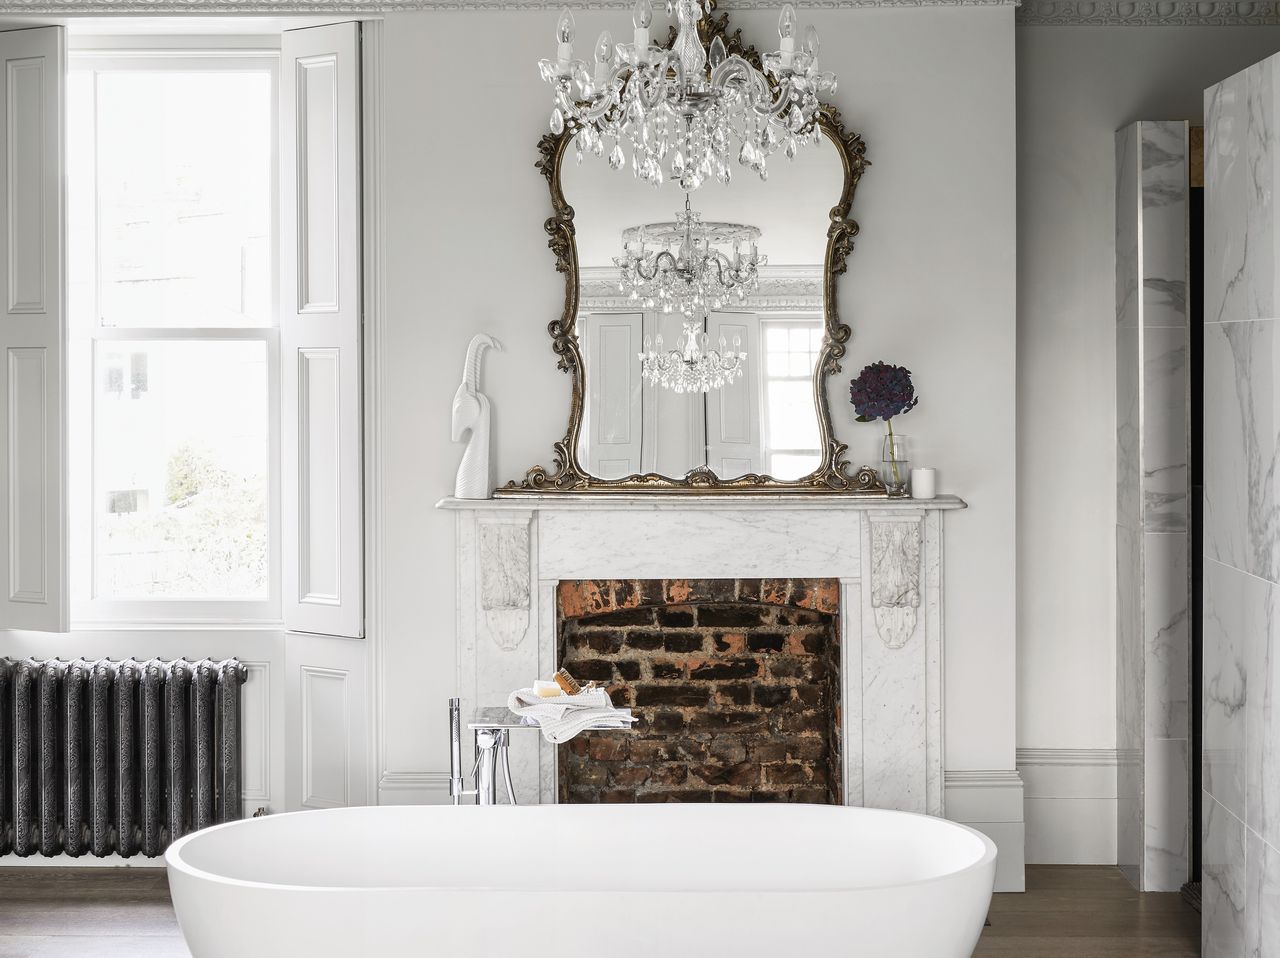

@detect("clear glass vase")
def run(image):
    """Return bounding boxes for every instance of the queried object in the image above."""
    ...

[881,432,910,496]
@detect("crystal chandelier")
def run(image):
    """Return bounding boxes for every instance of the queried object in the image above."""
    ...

[615,194,765,318]
[538,0,836,191]
[639,318,746,394]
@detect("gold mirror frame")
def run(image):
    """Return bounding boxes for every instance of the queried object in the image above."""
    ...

[499,2,884,495]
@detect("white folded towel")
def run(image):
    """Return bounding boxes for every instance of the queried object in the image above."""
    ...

[507,687,637,744]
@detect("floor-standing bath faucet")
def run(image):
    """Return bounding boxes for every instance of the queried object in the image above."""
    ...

[448,698,517,805]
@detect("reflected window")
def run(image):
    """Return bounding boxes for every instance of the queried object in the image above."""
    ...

[762,319,823,476]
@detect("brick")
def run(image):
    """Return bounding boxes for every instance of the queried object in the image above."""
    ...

[750,742,788,763]
[689,660,759,681]
[591,607,656,627]
[747,633,785,653]
[649,711,685,733]
[566,737,590,757]
[663,632,704,654]
[812,580,840,615]
[792,787,830,804]
[639,580,667,606]
[711,789,753,803]
[775,607,825,626]
[651,660,684,680]
[626,632,663,651]
[610,687,634,707]
[676,741,710,762]
[786,631,826,656]
[737,579,763,603]
[765,763,811,785]
[713,632,746,654]
[612,766,651,786]
[773,710,826,734]
[628,740,677,763]
[571,763,609,786]
[749,790,784,802]
[665,579,693,604]
[615,660,641,681]
[689,711,769,732]
[714,683,751,706]
[692,763,758,787]
[708,739,748,763]
[635,685,708,707]
[760,579,791,606]
[793,684,825,708]
[581,632,625,654]
[599,788,636,803]
[558,580,611,619]
[571,660,615,683]
[697,606,768,628]
[614,580,643,609]
[788,738,829,761]
[649,766,689,786]
[753,686,792,708]
[638,789,713,803]
[656,606,696,628]
[587,736,628,762]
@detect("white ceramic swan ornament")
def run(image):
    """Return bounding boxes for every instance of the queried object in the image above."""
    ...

[451,333,500,499]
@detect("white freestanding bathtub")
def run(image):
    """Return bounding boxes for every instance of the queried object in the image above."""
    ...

[166,803,996,958]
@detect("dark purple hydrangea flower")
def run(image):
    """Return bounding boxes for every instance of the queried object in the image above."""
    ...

[849,362,919,423]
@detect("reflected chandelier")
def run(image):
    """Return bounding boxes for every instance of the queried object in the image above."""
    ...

[615,194,765,317]
[639,319,746,394]
[538,0,837,191]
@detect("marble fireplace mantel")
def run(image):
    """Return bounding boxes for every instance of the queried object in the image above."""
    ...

[438,494,965,814]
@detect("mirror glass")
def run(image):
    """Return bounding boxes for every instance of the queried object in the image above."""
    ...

[564,127,843,481]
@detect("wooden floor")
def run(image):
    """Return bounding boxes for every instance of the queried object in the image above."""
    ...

[0,864,1199,957]
[975,866,1201,957]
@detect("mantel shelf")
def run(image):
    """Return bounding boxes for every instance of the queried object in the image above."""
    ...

[436,493,967,513]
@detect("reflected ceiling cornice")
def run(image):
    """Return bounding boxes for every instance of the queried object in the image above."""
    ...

[0,0,1020,13]
[1016,0,1280,24]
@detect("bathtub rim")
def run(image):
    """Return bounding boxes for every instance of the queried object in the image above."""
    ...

[165,804,997,896]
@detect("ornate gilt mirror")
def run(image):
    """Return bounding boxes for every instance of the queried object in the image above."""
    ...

[501,0,883,495]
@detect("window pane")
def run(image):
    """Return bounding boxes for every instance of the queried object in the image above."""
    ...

[88,70,273,328]
[765,379,820,450]
[93,341,269,599]
[770,452,820,477]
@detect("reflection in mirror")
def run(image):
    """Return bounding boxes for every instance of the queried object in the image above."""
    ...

[566,122,842,482]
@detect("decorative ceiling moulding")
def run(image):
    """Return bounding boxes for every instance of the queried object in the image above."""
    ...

[1016,0,1280,24]
[0,0,1019,13]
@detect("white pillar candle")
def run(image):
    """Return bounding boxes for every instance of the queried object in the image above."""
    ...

[911,467,936,500]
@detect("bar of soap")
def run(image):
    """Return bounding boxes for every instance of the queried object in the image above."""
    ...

[534,680,563,698]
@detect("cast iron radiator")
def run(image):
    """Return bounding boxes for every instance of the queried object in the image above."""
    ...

[0,657,247,858]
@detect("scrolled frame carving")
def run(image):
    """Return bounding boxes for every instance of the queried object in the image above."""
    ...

[501,2,883,496]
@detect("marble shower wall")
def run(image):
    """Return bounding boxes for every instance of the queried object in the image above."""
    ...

[1204,56,1280,957]
[1115,120,1192,894]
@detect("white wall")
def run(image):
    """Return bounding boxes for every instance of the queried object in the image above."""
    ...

[376,4,1018,806]
[1016,23,1280,862]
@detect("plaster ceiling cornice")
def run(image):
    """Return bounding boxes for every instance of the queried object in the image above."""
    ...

[1015,0,1280,24]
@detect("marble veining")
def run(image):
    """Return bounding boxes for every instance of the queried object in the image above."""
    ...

[1204,558,1249,821]
[1115,121,1191,892]
[1204,319,1280,585]
[1204,796,1248,958]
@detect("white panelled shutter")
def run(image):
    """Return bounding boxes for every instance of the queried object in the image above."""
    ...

[0,27,67,633]
[705,312,760,477]
[281,22,363,639]
[583,312,643,478]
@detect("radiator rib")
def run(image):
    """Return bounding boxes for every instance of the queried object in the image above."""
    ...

[0,657,247,859]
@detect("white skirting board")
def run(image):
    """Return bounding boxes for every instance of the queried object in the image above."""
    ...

[945,769,1026,893]
[1018,749,1119,866]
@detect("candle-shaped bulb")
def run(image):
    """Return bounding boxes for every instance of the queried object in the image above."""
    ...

[709,35,727,68]
[778,3,797,40]
[633,0,653,28]
[596,30,614,64]
[803,24,819,57]
[556,7,576,44]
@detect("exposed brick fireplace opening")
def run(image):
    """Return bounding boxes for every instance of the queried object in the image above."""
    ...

[557,578,841,804]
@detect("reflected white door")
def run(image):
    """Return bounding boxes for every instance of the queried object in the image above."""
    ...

[705,312,760,477]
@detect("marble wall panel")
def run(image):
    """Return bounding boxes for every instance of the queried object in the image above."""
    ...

[1143,328,1189,533]
[1204,796,1248,958]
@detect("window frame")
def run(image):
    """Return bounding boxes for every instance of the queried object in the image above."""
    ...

[67,48,283,628]
[759,313,825,475]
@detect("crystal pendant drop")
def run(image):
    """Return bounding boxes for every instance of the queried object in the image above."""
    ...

[550,107,565,135]
[609,143,625,170]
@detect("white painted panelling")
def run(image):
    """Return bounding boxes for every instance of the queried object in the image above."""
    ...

[298,348,342,605]
[281,20,363,640]
[300,666,349,808]
[583,312,642,478]
[285,631,368,811]
[705,312,759,476]
[1018,749,1119,865]
[0,26,65,633]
